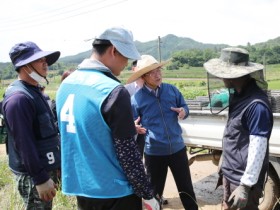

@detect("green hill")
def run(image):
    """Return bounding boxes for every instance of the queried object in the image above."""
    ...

[59,34,228,63]
[1,34,280,76]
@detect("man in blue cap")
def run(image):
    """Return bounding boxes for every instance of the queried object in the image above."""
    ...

[56,26,160,210]
[2,41,61,209]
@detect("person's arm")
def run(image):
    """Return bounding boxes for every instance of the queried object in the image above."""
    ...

[240,135,267,186]
[102,86,153,199]
[240,103,273,186]
[4,93,50,185]
[131,96,146,134]
[177,89,189,118]
[171,85,189,119]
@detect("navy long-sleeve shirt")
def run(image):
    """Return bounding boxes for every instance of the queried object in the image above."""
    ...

[3,90,50,185]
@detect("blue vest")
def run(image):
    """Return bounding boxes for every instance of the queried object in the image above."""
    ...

[3,80,60,173]
[56,69,133,198]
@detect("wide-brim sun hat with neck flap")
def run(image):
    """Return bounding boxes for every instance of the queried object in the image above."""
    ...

[9,41,60,71]
[94,26,141,61]
[127,55,168,84]
[203,47,264,79]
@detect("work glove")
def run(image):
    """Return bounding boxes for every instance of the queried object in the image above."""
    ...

[228,184,250,210]
[36,178,57,201]
[143,197,161,210]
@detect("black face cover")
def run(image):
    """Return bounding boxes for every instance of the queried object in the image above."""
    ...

[207,72,230,114]
[207,69,267,114]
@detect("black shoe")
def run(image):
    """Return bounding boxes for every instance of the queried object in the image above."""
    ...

[160,196,168,205]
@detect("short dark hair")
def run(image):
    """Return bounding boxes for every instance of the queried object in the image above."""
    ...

[92,39,112,55]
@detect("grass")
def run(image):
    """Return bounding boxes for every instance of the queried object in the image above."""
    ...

[48,66,280,100]
[0,158,12,188]
[0,155,77,209]
[0,156,24,209]
[0,65,280,100]
[268,79,280,89]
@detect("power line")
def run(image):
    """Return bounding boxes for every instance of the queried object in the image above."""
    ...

[0,0,96,24]
[0,0,126,28]
[0,0,127,32]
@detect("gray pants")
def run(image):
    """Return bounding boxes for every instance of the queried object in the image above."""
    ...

[222,176,262,210]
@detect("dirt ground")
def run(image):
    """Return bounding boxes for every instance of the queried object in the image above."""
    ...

[162,158,223,210]
[0,144,223,210]
[0,144,6,158]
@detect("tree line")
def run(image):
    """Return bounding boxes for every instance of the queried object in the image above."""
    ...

[0,62,76,80]
[166,45,280,70]
[1,44,280,80]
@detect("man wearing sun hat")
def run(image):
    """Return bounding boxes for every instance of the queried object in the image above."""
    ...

[204,47,273,210]
[2,41,61,209]
[56,27,160,210]
[127,55,198,210]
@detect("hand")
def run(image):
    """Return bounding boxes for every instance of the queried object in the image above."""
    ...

[134,116,146,134]
[143,197,160,210]
[36,178,57,201]
[228,184,250,210]
[171,107,186,120]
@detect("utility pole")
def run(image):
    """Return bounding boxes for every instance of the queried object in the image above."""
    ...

[263,52,267,80]
[158,36,162,62]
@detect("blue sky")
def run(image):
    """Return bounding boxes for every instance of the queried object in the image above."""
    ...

[1,0,280,62]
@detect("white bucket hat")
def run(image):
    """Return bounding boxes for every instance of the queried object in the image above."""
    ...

[204,47,264,79]
[127,55,168,84]
[94,26,140,60]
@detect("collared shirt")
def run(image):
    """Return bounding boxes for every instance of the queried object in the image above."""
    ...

[125,81,142,96]
[134,82,142,93]
[144,84,160,97]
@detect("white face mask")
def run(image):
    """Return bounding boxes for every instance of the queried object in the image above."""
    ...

[25,66,44,83]
[28,71,44,83]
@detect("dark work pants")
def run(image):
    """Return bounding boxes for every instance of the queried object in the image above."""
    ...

[223,177,262,210]
[136,134,145,158]
[144,146,198,210]
[77,194,142,210]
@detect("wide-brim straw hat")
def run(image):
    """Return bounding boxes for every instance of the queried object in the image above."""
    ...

[127,55,168,84]
[204,47,264,79]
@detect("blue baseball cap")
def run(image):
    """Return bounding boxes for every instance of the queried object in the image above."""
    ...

[9,41,60,71]
[95,26,141,60]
